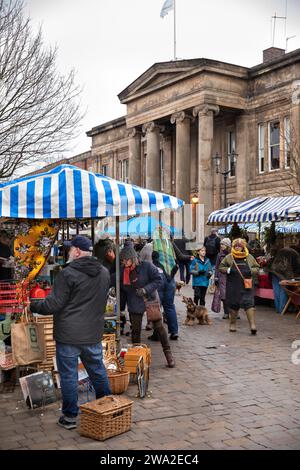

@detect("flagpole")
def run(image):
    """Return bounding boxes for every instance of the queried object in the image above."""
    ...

[174,0,177,60]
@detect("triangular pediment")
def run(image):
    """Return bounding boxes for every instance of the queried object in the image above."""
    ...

[118,59,206,103]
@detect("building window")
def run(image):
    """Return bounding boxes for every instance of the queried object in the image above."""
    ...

[227,131,236,177]
[284,116,291,169]
[160,149,164,191]
[119,159,129,183]
[101,164,108,176]
[258,123,265,173]
[268,120,280,170]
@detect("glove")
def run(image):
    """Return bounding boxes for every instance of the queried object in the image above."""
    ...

[227,268,231,274]
[136,288,147,297]
[190,269,200,276]
[29,301,40,313]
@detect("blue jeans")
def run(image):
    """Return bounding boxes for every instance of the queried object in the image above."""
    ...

[271,275,288,314]
[158,278,178,335]
[56,342,111,418]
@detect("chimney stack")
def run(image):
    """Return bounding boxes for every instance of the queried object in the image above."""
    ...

[263,47,285,63]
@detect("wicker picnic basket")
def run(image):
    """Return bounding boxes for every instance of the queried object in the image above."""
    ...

[106,357,130,395]
[79,395,133,441]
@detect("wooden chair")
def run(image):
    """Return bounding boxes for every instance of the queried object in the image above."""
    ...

[280,281,300,318]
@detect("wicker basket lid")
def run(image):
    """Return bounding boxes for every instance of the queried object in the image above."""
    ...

[80,395,133,414]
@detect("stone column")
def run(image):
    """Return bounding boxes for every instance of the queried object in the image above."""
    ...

[193,104,219,234]
[128,128,142,186]
[162,132,172,195]
[142,121,162,191]
[235,114,249,201]
[291,99,300,193]
[171,111,191,203]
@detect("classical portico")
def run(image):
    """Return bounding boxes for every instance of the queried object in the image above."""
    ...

[84,48,300,234]
[117,58,249,223]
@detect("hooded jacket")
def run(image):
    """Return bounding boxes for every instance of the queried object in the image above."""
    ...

[30,257,110,345]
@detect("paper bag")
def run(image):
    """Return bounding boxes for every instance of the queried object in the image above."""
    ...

[11,322,46,365]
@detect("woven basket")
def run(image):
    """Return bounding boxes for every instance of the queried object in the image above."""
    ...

[106,357,130,395]
[80,395,133,441]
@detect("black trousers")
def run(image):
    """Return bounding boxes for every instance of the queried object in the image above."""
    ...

[222,300,230,316]
[129,313,170,352]
[193,286,208,306]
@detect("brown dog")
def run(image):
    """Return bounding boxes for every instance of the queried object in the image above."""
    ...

[176,280,185,295]
[182,296,212,325]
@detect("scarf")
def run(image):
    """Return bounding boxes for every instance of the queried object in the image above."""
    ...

[231,246,249,259]
[123,265,137,286]
[152,228,176,276]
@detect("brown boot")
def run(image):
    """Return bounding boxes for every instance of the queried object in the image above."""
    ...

[229,310,238,332]
[164,350,175,368]
[246,307,257,335]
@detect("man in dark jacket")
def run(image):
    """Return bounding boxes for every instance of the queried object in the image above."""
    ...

[30,235,111,430]
[204,229,221,267]
[173,236,192,284]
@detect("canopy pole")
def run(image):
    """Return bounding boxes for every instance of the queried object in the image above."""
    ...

[91,219,95,245]
[115,216,121,353]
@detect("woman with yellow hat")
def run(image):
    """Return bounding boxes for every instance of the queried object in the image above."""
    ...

[219,238,259,334]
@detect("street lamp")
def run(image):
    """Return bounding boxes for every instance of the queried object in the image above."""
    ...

[212,150,238,208]
[191,194,199,204]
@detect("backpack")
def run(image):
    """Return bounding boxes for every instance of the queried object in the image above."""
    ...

[205,237,217,257]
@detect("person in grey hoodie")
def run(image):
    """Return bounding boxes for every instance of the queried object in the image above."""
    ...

[30,235,111,430]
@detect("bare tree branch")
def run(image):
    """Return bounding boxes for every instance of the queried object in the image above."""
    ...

[0,0,83,178]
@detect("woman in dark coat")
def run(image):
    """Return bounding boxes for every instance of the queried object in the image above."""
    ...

[116,244,175,368]
[214,238,231,319]
[219,238,260,334]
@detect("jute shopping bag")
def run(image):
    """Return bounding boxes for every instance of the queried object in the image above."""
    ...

[11,314,46,365]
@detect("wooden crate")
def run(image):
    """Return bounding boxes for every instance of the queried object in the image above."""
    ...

[34,316,55,372]
[124,345,151,375]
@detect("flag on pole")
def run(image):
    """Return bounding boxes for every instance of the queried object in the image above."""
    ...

[160,0,174,18]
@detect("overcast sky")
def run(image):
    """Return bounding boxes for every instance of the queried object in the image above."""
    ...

[24,0,300,160]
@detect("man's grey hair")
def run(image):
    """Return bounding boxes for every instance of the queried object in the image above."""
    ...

[79,250,92,257]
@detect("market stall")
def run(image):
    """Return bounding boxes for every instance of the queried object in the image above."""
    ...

[0,164,184,381]
[207,195,300,306]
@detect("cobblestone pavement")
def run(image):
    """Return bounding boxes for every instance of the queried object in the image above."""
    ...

[1,284,300,450]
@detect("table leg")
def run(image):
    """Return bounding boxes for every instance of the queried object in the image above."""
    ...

[281,298,291,316]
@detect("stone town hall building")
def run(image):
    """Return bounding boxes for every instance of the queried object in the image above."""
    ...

[41,47,300,223]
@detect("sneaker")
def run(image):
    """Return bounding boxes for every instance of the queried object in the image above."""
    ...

[222,314,229,319]
[58,415,77,430]
[169,333,178,340]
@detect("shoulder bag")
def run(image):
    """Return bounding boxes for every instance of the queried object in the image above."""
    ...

[232,259,253,289]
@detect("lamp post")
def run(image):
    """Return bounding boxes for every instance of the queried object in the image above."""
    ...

[212,150,238,208]
[191,193,199,233]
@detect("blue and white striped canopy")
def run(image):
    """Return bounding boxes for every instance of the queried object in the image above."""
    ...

[0,165,183,219]
[208,196,300,224]
[218,221,300,235]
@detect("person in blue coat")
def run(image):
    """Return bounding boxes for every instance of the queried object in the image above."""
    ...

[114,244,175,368]
[190,246,213,306]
